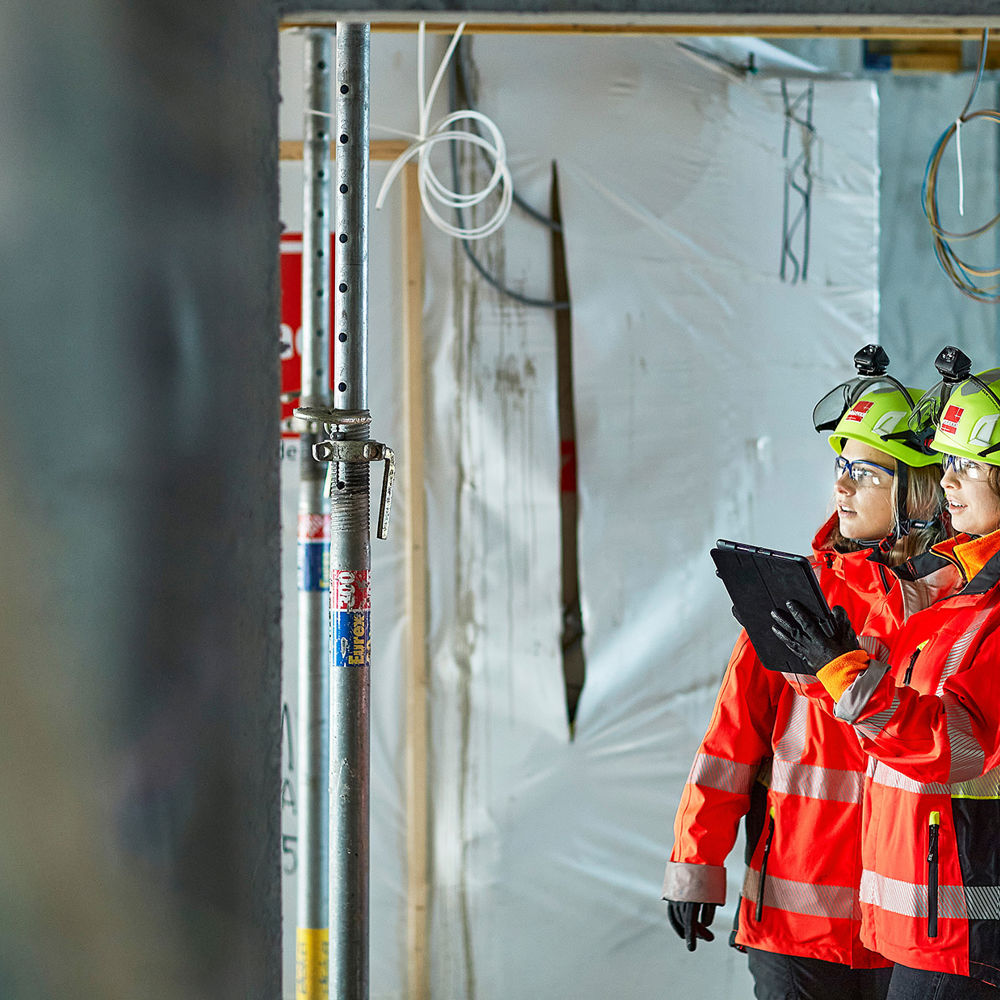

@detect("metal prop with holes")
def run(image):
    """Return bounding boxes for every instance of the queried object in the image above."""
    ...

[294,23,391,1000]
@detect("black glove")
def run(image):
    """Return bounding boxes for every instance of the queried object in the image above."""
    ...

[770,600,859,674]
[666,900,717,952]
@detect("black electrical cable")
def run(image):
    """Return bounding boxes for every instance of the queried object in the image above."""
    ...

[454,38,563,235]
[960,27,990,121]
[447,38,570,311]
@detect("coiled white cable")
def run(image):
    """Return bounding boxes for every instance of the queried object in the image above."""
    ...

[374,22,513,240]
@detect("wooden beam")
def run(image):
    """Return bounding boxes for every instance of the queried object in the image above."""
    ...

[281,20,1000,40]
[888,49,964,71]
[401,161,431,1000]
[279,138,410,161]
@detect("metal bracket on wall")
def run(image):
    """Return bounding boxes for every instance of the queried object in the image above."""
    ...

[780,79,815,285]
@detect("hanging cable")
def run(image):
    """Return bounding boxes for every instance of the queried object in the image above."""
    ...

[448,36,569,311]
[373,23,513,241]
[317,24,570,310]
[452,37,563,235]
[922,28,1000,302]
[959,31,990,122]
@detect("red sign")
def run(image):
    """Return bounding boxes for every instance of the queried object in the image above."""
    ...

[280,232,337,437]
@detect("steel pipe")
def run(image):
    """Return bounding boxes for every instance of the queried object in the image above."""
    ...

[330,22,372,1000]
[296,28,333,1000]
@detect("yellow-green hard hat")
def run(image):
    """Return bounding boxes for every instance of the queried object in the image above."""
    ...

[930,368,1000,465]
[830,385,942,468]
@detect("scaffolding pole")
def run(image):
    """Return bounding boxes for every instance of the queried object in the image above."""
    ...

[295,28,334,1000]
[298,22,393,1000]
[328,23,371,1000]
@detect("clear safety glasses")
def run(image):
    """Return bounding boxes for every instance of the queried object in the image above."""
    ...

[835,455,895,489]
[942,454,990,481]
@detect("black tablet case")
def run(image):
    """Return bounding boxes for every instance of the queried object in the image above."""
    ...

[710,539,833,672]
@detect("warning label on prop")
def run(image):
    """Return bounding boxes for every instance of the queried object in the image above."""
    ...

[331,569,370,668]
[334,609,370,668]
[281,232,337,437]
[296,927,329,999]
[297,514,330,593]
[332,569,370,611]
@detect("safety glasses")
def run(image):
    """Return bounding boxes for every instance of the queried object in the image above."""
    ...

[942,454,990,481]
[834,455,895,489]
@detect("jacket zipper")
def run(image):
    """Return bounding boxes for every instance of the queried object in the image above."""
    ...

[903,642,927,686]
[755,807,776,922]
[927,811,940,939]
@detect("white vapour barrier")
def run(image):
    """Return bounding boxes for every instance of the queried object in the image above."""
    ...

[279,31,877,999]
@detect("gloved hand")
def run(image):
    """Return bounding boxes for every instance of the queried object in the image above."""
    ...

[770,600,859,674]
[666,900,717,952]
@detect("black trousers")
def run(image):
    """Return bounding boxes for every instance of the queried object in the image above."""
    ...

[886,963,998,999]
[746,948,893,1000]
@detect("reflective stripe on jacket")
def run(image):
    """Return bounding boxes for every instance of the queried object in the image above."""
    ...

[813,529,1000,985]
[662,515,896,967]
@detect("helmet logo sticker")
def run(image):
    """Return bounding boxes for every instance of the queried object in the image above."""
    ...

[969,414,1000,448]
[872,410,905,436]
[941,404,964,436]
[845,400,874,422]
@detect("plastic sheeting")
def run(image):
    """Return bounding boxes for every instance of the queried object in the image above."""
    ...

[279,30,877,999]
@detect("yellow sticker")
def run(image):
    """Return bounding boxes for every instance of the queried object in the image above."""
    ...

[296,927,329,1000]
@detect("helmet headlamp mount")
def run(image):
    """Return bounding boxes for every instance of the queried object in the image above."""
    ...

[934,345,972,384]
[813,344,914,433]
[853,344,890,378]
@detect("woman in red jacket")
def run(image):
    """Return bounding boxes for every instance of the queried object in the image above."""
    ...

[772,352,1000,999]
[663,347,948,1000]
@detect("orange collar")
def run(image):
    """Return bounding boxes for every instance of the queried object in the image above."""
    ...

[933,528,1000,583]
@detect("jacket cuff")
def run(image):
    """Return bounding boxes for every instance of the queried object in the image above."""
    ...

[661,861,726,905]
[816,649,871,702]
[832,659,891,725]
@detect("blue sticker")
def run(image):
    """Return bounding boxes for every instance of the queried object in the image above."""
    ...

[297,542,329,592]
[333,610,370,668]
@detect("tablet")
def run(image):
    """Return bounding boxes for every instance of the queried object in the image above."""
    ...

[710,539,833,672]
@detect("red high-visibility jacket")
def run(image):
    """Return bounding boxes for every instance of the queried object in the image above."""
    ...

[663,516,901,967]
[814,528,1000,985]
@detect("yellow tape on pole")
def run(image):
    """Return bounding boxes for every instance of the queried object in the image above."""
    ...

[296,928,329,1000]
